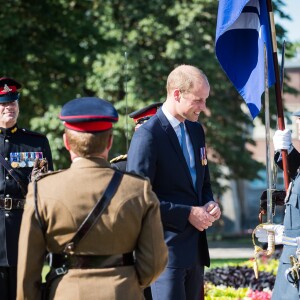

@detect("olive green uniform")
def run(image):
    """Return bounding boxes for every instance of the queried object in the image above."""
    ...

[17,157,168,300]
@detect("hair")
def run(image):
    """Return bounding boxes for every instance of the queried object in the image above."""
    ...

[65,128,112,157]
[166,64,209,95]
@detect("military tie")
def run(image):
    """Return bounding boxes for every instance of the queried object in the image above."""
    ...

[180,122,197,189]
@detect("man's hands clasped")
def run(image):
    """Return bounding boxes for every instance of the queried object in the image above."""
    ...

[188,201,221,232]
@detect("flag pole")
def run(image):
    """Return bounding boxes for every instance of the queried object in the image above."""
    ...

[266,0,290,190]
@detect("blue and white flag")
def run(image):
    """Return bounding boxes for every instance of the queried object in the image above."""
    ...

[215,0,275,119]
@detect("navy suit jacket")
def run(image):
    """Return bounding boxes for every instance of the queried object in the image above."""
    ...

[127,108,214,268]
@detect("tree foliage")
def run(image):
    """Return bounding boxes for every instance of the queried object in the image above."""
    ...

[0,0,296,195]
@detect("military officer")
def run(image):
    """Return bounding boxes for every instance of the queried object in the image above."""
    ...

[0,77,53,300]
[110,102,162,171]
[17,97,168,300]
[255,111,300,299]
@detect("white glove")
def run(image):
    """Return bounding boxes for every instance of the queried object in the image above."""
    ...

[255,224,284,245]
[273,129,292,152]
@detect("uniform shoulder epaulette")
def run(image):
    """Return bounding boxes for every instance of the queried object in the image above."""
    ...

[110,154,127,164]
[21,128,47,138]
[34,169,65,181]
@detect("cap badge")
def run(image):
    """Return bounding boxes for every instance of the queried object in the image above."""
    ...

[2,84,12,93]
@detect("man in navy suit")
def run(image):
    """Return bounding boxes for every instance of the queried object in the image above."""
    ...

[127,64,221,300]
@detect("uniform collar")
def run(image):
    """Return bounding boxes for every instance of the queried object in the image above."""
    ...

[70,157,111,169]
[0,124,18,136]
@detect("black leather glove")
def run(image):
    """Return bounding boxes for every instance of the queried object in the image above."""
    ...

[259,189,286,212]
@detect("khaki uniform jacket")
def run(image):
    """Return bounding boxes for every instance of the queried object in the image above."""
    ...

[17,158,168,300]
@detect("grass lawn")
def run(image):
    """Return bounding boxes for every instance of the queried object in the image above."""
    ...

[209,258,249,269]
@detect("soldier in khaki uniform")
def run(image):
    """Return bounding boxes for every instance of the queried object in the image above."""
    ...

[17,97,168,300]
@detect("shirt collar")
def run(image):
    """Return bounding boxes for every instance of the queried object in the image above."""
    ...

[162,104,181,129]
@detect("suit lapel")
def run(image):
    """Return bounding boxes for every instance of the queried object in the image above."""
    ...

[186,121,203,196]
[157,109,194,189]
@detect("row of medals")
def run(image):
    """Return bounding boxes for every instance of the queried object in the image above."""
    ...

[200,147,207,166]
[10,152,43,168]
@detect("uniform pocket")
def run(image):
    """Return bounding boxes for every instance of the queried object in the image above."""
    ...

[279,245,300,296]
[284,193,300,229]
[288,193,298,208]
[280,244,298,263]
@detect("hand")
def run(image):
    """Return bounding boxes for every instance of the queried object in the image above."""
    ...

[188,206,215,232]
[273,129,292,151]
[205,201,221,221]
[255,224,284,245]
[259,189,286,212]
[31,158,49,181]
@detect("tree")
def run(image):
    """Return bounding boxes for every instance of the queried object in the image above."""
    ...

[0,0,296,194]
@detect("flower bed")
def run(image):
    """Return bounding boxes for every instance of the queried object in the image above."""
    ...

[204,250,280,299]
[204,283,272,299]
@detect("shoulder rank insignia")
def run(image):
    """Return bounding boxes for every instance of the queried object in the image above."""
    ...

[21,128,46,138]
[110,154,127,164]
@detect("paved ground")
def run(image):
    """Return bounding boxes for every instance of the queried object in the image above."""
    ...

[208,239,254,259]
[209,247,254,259]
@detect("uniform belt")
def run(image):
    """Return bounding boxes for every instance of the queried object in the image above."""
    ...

[0,198,25,210]
[282,236,300,247]
[50,252,134,269]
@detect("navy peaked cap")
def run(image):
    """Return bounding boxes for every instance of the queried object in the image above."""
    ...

[59,97,118,132]
[0,77,22,103]
[129,102,162,123]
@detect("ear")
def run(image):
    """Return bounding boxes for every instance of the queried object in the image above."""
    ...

[63,133,70,151]
[173,88,181,101]
[107,134,113,151]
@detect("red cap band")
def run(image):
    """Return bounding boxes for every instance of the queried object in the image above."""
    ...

[64,121,112,132]
[133,107,157,123]
[0,86,17,95]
